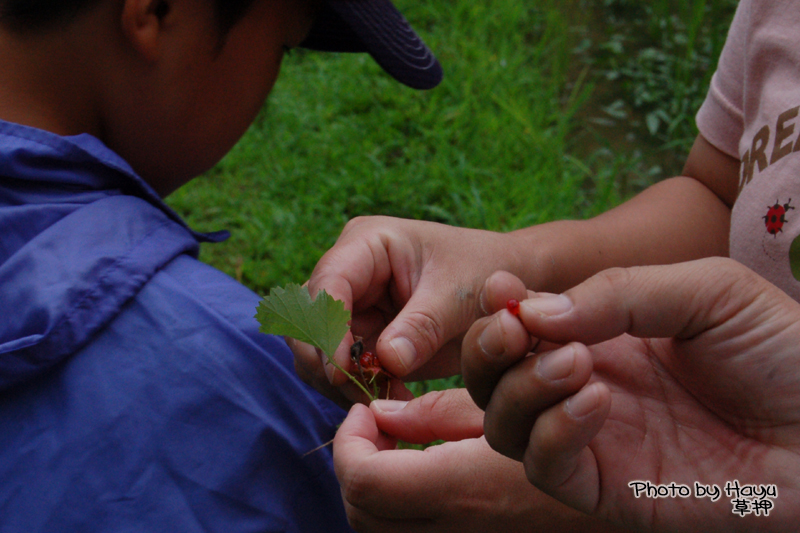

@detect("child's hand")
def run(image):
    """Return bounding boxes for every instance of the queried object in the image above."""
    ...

[333,388,623,532]
[462,258,800,530]
[291,215,527,405]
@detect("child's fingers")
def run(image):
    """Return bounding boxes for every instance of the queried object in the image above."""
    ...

[479,270,530,315]
[334,404,482,521]
[482,343,594,461]
[461,311,534,411]
[287,337,361,407]
[370,388,484,444]
[307,222,395,384]
[372,270,526,379]
[523,382,611,514]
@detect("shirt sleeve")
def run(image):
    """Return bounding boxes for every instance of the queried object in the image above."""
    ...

[695,0,750,159]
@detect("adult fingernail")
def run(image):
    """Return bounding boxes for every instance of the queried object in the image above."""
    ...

[566,383,601,418]
[478,288,490,316]
[522,293,572,317]
[371,400,408,414]
[536,345,575,382]
[389,337,417,372]
[478,314,506,358]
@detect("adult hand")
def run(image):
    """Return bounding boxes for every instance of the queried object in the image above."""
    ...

[462,257,800,531]
[333,388,623,532]
[291,216,529,405]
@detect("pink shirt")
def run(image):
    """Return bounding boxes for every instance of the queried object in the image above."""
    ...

[696,0,800,301]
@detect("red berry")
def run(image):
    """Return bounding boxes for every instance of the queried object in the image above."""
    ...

[506,299,520,316]
[360,351,382,371]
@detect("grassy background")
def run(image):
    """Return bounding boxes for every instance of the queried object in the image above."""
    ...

[167,0,738,392]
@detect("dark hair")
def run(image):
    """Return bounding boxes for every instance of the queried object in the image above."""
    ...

[0,0,258,36]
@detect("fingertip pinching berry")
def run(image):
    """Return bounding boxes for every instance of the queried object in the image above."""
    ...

[506,298,521,317]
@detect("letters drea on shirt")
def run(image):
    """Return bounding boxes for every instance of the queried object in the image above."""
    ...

[740,105,800,192]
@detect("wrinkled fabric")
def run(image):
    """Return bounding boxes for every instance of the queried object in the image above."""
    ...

[0,120,352,532]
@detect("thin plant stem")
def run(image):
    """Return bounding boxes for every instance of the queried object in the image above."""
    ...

[325,354,376,401]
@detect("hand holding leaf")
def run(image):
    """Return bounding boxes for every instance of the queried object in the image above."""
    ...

[256,283,380,400]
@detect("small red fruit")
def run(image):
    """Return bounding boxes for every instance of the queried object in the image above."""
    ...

[359,351,381,371]
[350,339,396,380]
[359,350,396,379]
[506,299,521,316]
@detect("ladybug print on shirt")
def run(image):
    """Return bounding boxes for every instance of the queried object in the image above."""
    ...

[763,199,794,236]
[729,103,800,301]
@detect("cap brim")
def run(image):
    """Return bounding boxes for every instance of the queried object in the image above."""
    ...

[300,0,443,90]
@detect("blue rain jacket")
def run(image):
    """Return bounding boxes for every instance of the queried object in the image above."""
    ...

[0,120,352,532]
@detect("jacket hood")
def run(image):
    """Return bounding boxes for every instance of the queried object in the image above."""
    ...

[0,121,226,390]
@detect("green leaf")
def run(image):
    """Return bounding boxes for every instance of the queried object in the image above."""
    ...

[255,283,350,357]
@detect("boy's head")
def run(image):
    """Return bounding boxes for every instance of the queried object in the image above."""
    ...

[0,0,440,196]
[0,0,257,37]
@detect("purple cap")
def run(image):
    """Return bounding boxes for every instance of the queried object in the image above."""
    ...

[300,0,443,90]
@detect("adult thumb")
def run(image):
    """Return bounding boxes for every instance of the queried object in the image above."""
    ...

[370,388,484,444]
[518,257,794,345]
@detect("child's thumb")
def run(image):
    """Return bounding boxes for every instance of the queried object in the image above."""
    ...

[375,287,467,376]
[376,270,529,377]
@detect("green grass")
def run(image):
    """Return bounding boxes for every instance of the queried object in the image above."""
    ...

[167,0,738,395]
